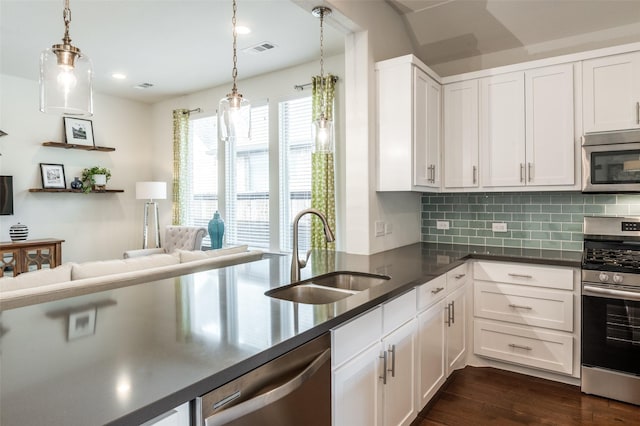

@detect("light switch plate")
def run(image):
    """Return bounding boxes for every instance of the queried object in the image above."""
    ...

[375,221,385,237]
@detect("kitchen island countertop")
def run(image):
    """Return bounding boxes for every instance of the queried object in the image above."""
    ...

[0,243,581,425]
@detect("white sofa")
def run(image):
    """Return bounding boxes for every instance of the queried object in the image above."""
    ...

[0,245,262,310]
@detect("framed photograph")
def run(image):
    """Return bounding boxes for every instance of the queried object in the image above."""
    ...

[40,163,66,189]
[63,117,94,147]
[67,307,97,340]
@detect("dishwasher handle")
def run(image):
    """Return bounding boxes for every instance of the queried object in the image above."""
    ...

[204,348,331,426]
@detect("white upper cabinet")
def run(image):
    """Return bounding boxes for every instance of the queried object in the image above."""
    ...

[479,64,575,188]
[444,80,479,189]
[376,56,441,191]
[480,72,526,187]
[583,52,640,133]
[525,64,575,186]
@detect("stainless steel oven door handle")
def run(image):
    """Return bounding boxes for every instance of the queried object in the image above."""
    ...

[204,348,331,426]
[583,285,640,301]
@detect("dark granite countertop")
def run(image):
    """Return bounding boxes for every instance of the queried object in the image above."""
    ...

[0,243,581,425]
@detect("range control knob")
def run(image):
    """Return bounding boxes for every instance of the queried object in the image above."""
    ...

[598,272,610,282]
[613,274,624,284]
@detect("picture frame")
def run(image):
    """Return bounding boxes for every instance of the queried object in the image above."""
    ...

[67,307,97,340]
[40,163,66,189]
[63,117,95,147]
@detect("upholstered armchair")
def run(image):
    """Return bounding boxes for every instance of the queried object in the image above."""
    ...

[124,225,207,258]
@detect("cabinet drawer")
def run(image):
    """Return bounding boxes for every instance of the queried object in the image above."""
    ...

[383,289,417,336]
[474,319,573,375]
[332,306,382,367]
[474,282,573,331]
[417,275,446,311]
[473,261,573,290]
[447,263,469,292]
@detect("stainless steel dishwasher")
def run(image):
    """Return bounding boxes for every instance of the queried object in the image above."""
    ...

[196,333,331,426]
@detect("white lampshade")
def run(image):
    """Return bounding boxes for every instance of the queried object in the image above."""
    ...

[136,181,167,200]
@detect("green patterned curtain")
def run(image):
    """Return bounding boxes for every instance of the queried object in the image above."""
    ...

[172,109,190,225]
[311,75,336,250]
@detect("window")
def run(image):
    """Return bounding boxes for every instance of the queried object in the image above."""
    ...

[186,96,312,252]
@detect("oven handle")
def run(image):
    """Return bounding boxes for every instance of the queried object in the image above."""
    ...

[203,348,330,426]
[583,285,640,301]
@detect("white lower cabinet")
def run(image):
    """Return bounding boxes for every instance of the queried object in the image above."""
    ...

[332,290,417,426]
[416,299,446,407]
[473,260,578,377]
[445,284,468,375]
[141,402,190,426]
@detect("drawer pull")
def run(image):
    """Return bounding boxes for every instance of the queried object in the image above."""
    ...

[454,274,466,280]
[508,304,533,310]
[508,343,532,351]
[508,273,533,279]
[431,287,445,295]
[388,344,396,378]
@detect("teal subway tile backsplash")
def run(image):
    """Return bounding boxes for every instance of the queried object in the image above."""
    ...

[421,191,640,252]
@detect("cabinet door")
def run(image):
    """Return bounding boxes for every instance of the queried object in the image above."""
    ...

[526,64,575,186]
[445,285,467,375]
[333,342,383,426]
[417,300,446,408]
[444,80,479,188]
[583,52,640,132]
[382,319,417,426]
[414,68,441,188]
[480,72,526,187]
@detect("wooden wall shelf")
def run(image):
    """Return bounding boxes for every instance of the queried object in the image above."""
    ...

[42,141,115,152]
[29,188,124,193]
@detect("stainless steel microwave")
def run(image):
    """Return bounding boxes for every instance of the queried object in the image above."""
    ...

[582,130,640,192]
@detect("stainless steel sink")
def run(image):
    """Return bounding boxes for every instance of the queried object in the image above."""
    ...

[265,272,390,304]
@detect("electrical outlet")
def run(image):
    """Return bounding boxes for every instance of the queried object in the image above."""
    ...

[436,220,450,230]
[492,222,508,232]
[385,222,393,235]
[375,221,385,237]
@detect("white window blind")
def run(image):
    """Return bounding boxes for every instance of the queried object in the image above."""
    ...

[279,97,313,252]
[225,104,270,248]
[188,116,218,247]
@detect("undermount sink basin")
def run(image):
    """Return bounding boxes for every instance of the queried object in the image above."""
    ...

[265,271,390,304]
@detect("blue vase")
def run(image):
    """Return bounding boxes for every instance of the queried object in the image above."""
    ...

[208,211,225,249]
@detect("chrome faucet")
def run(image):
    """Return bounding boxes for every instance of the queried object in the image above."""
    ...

[291,208,335,282]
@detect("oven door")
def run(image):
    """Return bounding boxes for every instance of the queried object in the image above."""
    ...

[582,142,640,192]
[582,284,640,375]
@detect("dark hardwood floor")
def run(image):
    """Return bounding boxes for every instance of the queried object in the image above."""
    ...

[413,367,640,425]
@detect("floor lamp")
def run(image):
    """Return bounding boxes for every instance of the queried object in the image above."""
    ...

[136,181,166,249]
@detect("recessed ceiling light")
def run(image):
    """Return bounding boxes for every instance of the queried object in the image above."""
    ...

[112,73,127,80]
[236,26,251,35]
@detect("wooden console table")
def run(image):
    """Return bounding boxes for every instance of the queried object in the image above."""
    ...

[0,239,64,277]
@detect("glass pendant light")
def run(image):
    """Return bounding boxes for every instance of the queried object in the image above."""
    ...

[219,0,251,143]
[312,6,333,153]
[40,0,93,116]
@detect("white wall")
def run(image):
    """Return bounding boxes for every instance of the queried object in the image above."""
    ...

[150,55,346,251]
[0,74,153,262]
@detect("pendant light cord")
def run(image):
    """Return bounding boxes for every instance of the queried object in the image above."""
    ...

[319,9,325,79]
[231,0,238,94]
[62,0,72,45]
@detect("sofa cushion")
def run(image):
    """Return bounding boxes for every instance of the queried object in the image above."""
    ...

[0,263,73,292]
[178,245,249,263]
[71,253,179,280]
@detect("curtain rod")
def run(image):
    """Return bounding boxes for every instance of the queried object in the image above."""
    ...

[294,75,339,91]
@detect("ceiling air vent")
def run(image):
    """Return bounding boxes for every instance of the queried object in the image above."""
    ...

[133,82,154,90]
[243,42,277,54]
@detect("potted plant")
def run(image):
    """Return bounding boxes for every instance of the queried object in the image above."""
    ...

[81,166,111,193]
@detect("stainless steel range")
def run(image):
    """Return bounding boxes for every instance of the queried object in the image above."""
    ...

[581,216,640,406]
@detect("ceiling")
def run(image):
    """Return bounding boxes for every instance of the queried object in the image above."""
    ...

[2,1,640,106]
[0,0,345,104]
[388,0,640,75]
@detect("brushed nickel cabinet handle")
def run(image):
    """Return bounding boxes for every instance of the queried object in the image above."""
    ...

[444,305,451,327]
[508,273,533,279]
[509,303,533,310]
[379,351,388,384]
[520,163,524,182]
[454,273,466,280]
[508,343,532,351]
[637,101,639,125]
[472,166,477,185]
[388,344,396,378]
[527,162,532,182]
[431,287,445,295]
[451,300,455,324]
